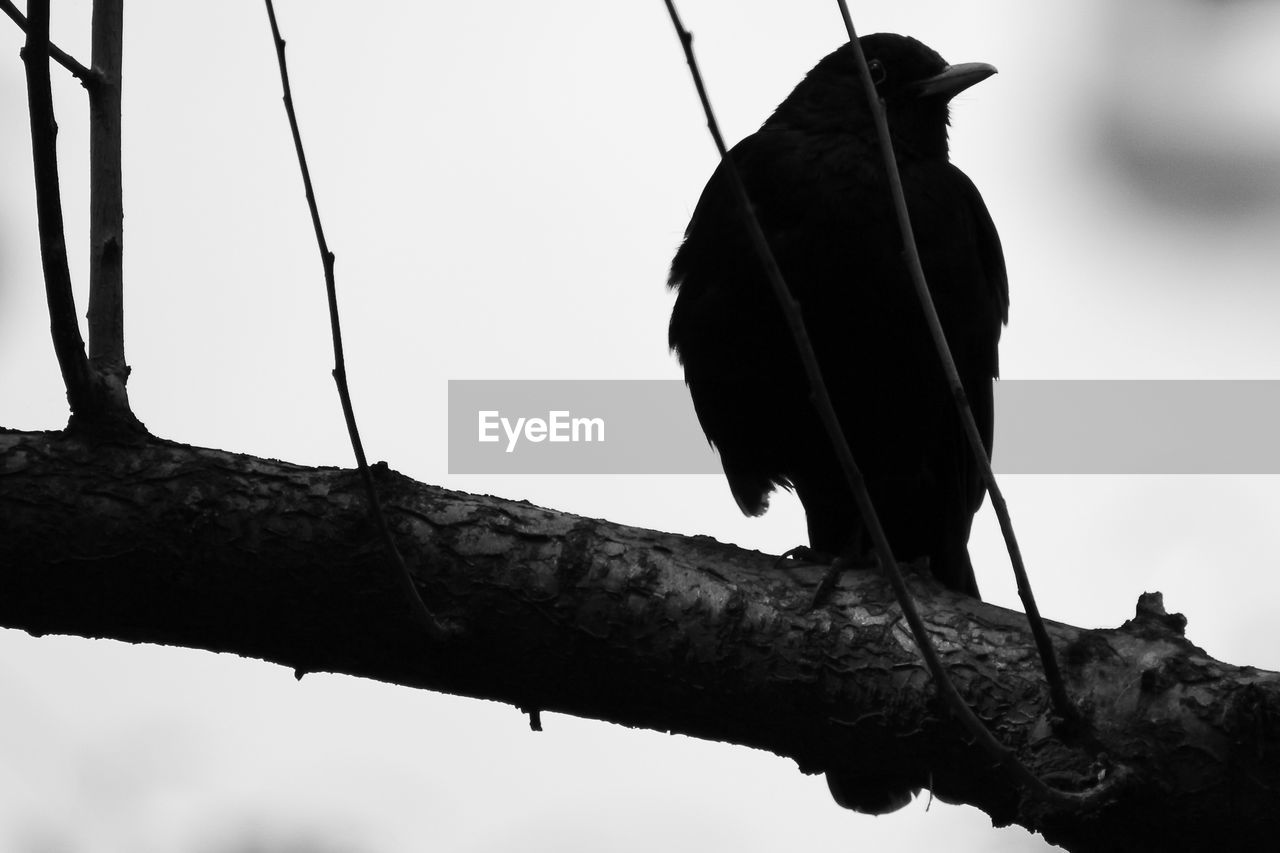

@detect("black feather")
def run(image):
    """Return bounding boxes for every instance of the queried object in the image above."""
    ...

[668,34,1007,600]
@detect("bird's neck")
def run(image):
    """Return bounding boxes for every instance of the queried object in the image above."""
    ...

[888,101,952,161]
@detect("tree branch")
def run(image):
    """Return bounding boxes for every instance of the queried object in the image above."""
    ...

[18,0,140,434]
[86,0,131,401]
[2,428,1278,853]
[2,0,98,86]
[21,0,95,416]
[260,0,452,640]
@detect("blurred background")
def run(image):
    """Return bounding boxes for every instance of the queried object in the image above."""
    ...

[3,1,1280,850]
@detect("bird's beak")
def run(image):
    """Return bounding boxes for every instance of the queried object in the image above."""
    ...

[908,62,997,100]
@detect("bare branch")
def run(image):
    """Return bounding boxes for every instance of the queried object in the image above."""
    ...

[2,428,1277,853]
[2,0,98,86]
[261,0,454,641]
[21,0,94,415]
[87,0,130,401]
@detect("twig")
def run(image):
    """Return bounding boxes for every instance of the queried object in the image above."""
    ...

[831,0,1073,723]
[21,0,94,415]
[661,0,1099,808]
[262,0,453,641]
[86,0,127,390]
[2,0,98,87]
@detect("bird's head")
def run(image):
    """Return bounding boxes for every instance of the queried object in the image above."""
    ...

[766,33,995,160]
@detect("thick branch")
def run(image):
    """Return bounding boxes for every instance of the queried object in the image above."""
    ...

[2,428,1279,852]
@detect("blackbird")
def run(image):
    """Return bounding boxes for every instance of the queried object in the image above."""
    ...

[669,33,1007,604]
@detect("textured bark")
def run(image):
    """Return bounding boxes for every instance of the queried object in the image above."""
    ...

[2,428,1278,852]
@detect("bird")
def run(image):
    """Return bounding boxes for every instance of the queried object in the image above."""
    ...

[667,32,1007,817]
[669,33,1007,603]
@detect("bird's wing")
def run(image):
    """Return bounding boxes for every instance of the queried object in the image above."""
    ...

[946,162,1007,459]
[668,130,821,515]
[904,160,1008,443]
[952,163,1009,341]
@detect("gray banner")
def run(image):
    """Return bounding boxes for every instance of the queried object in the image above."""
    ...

[447,380,1280,475]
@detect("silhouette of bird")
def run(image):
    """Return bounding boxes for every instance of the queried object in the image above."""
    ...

[668,34,1006,606]
[668,31,1007,817]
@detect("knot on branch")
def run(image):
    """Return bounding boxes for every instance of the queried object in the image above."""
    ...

[1121,591,1188,641]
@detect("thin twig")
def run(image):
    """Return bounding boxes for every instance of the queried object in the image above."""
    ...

[263,0,453,641]
[661,0,1101,808]
[831,1,1073,723]
[87,0,128,391]
[2,0,98,86]
[21,0,94,415]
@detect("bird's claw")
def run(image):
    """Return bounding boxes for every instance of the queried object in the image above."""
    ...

[808,552,881,610]
[773,545,834,570]
[809,556,849,610]
[897,554,932,579]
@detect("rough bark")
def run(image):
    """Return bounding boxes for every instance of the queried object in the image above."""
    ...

[1,428,1278,852]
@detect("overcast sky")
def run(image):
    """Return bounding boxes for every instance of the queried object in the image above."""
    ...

[4,1,1280,851]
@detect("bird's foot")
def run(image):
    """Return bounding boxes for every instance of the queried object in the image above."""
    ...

[773,545,834,570]
[810,556,850,610]
[809,553,877,610]
[777,546,889,609]
[896,554,931,580]
[775,547,859,609]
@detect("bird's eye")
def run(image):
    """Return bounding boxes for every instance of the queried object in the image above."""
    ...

[868,59,886,85]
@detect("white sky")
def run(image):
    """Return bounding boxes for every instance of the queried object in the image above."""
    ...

[3,1,1280,851]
